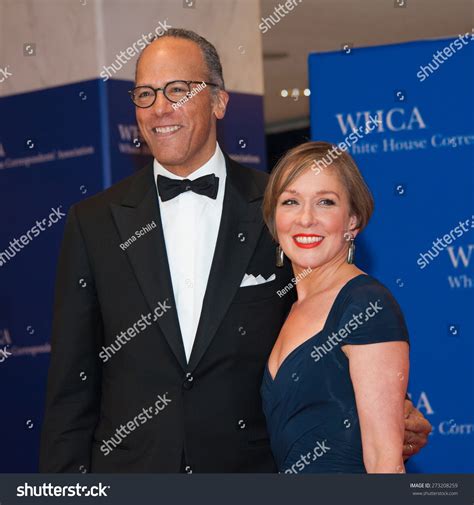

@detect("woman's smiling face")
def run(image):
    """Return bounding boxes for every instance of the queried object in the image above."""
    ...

[275,167,359,271]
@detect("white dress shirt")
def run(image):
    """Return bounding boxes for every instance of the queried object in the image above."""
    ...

[153,143,227,362]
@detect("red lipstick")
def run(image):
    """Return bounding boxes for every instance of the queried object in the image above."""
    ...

[292,233,324,249]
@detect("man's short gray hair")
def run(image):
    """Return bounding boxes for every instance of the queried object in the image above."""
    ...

[135,28,225,93]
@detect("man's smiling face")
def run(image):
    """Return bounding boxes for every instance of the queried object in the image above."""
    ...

[135,37,228,176]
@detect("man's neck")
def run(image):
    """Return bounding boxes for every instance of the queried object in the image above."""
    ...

[159,144,218,178]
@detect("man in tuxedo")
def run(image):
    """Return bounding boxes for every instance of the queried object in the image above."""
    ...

[39,28,431,473]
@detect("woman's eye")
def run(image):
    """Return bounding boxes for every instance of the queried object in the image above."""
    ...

[319,198,335,206]
[281,199,298,206]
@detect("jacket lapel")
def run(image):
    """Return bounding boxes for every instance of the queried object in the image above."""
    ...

[187,155,265,371]
[110,163,187,370]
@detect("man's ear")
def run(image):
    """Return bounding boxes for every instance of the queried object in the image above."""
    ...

[212,89,229,120]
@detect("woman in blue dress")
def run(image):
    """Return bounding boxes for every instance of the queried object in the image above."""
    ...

[261,141,410,473]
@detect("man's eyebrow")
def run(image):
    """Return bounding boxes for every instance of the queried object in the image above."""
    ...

[134,81,162,87]
[135,79,190,86]
[281,189,340,197]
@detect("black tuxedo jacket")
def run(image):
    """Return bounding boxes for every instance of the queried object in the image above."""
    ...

[39,154,296,473]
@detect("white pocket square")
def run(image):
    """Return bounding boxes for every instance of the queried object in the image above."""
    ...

[240,273,276,287]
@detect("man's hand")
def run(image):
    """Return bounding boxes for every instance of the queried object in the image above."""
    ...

[403,399,432,460]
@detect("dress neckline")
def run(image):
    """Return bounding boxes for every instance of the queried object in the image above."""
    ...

[266,273,368,383]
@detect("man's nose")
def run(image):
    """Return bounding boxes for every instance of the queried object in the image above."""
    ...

[150,91,175,115]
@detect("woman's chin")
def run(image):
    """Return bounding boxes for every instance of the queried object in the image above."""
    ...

[286,253,322,271]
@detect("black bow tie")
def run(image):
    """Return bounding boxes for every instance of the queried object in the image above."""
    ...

[157,174,219,202]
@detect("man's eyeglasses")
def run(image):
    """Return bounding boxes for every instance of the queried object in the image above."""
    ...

[128,80,220,108]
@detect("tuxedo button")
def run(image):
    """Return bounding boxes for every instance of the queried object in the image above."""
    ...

[237,419,246,429]
[237,232,246,242]
[183,373,194,390]
[185,465,193,474]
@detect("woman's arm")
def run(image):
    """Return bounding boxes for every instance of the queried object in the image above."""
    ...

[343,341,409,473]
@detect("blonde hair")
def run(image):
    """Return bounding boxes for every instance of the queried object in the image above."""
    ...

[263,141,374,241]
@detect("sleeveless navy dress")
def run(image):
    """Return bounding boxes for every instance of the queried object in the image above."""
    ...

[261,274,409,473]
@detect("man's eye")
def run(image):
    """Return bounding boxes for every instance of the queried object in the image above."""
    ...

[319,199,335,206]
[138,90,151,98]
[169,86,187,93]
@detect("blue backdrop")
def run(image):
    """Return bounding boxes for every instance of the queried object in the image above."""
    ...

[308,37,474,472]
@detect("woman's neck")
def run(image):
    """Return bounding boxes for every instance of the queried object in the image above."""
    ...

[293,257,363,303]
